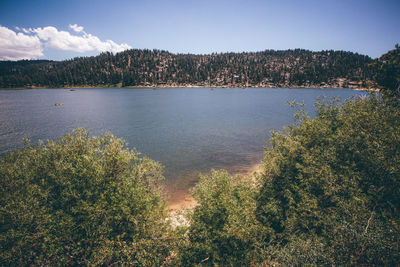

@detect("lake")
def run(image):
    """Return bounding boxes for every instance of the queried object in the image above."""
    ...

[0,87,366,205]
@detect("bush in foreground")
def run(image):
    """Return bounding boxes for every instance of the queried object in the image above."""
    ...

[257,95,400,265]
[0,129,173,266]
[178,170,263,266]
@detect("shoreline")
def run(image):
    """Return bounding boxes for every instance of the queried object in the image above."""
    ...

[167,162,263,212]
[0,85,379,91]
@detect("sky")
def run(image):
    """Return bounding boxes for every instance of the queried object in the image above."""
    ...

[0,0,399,61]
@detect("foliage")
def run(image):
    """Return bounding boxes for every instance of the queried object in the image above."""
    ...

[256,95,400,265]
[0,129,173,266]
[0,49,374,88]
[372,44,400,99]
[178,170,263,266]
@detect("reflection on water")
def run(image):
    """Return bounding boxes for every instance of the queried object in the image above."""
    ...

[0,87,365,204]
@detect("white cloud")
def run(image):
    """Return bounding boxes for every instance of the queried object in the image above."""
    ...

[0,25,132,60]
[33,25,131,54]
[22,28,33,34]
[69,24,84,33]
[0,25,43,60]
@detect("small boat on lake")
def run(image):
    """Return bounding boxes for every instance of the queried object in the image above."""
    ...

[54,103,64,106]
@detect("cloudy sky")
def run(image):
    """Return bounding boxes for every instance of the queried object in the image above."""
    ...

[0,0,399,61]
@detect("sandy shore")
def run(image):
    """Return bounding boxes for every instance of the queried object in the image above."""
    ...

[167,162,263,212]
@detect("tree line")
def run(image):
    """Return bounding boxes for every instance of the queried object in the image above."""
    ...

[0,49,375,88]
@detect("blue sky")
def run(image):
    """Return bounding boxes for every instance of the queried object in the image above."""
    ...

[0,0,399,60]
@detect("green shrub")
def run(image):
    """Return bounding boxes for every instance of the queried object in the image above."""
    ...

[0,129,173,266]
[179,170,263,266]
[256,95,400,265]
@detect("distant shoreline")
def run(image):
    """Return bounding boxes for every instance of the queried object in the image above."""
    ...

[0,85,379,91]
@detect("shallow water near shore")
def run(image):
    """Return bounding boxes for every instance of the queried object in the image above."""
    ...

[0,87,366,205]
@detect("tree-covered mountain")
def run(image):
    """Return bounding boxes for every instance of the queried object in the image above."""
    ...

[0,49,375,88]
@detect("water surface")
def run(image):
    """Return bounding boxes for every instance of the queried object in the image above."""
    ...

[0,87,365,203]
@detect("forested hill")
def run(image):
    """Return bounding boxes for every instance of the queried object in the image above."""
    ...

[0,49,375,88]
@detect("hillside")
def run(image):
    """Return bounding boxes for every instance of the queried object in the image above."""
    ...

[0,49,375,88]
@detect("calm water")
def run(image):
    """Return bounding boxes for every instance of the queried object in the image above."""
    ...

[0,88,365,203]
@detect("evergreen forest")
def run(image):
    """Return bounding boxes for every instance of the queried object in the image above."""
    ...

[0,49,374,89]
